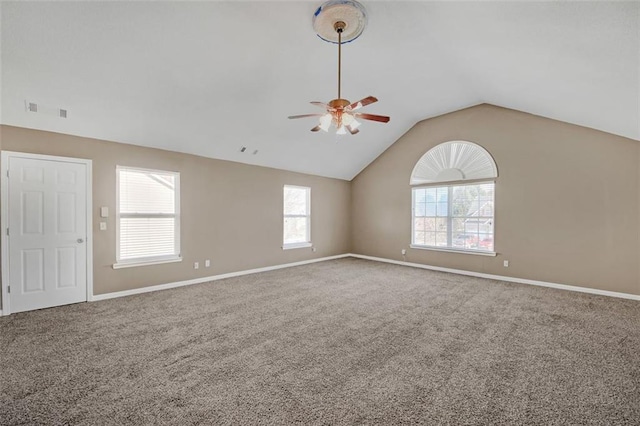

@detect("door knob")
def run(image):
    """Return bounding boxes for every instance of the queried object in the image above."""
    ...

[77,238,84,243]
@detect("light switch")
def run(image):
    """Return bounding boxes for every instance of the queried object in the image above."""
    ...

[100,207,109,218]
[100,222,107,231]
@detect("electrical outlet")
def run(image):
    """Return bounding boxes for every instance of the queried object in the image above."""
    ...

[312,247,317,252]
[401,249,407,255]
[503,260,509,267]
[194,262,199,270]
[205,259,211,268]
[99,222,107,231]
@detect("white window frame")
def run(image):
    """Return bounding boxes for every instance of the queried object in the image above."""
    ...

[114,166,182,269]
[282,185,311,250]
[410,180,496,257]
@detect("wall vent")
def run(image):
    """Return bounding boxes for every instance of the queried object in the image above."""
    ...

[25,100,68,118]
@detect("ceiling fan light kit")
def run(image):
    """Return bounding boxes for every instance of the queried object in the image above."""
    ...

[288,0,390,136]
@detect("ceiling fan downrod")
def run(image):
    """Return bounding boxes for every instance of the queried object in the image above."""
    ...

[335,21,345,100]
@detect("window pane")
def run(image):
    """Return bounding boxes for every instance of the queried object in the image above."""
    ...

[120,217,176,260]
[452,218,465,235]
[425,188,437,202]
[437,201,448,217]
[414,218,426,232]
[435,232,448,247]
[425,218,436,231]
[284,187,308,215]
[120,169,175,214]
[425,203,437,216]
[284,217,308,244]
[424,232,436,246]
[436,187,448,217]
[435,217,448,233]
[478,234,493,251]
[414,231,426,245]
[415,202,426,217]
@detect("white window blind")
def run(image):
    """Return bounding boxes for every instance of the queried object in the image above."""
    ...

[116,167,180,265]
[283,185,311,248]
[412,182,495,253]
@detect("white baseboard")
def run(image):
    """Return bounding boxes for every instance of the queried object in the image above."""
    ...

[9,252,638,311]
[348,253,640,301]
[90,254,351,302]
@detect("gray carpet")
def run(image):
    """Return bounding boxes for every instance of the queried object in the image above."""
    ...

[1,258,639,425]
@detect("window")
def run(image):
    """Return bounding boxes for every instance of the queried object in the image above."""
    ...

[283,185,311,249]
[412,182,495,254]
[410,141,498,255]
[115,167,181,267]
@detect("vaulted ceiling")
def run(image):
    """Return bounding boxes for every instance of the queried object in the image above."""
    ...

[1,1,638,180]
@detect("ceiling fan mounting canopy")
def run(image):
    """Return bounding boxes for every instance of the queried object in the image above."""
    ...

[313,0,367,44]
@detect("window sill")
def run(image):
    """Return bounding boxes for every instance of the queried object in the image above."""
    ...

[113,256,183,269]
[282,242,312,250]
[409,245,497,257]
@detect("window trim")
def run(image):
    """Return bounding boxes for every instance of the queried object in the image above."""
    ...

[409,245,497,257]
[282,185,311,250]
[410,180,496,256]
[114,165,182,269]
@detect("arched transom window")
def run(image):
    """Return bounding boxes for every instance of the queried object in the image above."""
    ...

[410,141,497,255]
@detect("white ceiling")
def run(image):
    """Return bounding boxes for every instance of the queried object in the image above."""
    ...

[1,1,638,180]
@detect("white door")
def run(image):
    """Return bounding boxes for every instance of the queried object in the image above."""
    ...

[6,155,89,313]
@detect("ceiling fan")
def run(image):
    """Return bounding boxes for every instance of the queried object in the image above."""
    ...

[288,2,389,135]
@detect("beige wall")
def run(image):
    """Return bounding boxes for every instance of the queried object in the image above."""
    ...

[2,102,639,310]
[0,125,351,304]
[351,104,640,295]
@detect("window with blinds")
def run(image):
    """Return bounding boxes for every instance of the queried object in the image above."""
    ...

[116,167,181,266]
[283,185,311,249]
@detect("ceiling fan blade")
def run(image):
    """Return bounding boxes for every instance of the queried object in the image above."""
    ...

[355,113,390,123]
[288,114,323,119]
[348,96,378,111]
[346,125,360,135]
[310,101,329,109]
[311,125,321,132]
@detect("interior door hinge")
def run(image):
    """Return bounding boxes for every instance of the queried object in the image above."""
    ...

[6,228,8,236]
[7,286,10,294]
[6,169,9,178]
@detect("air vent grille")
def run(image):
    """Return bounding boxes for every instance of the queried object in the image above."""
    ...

[25,100,68,119]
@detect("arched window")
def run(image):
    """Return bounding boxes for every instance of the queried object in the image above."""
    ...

[410,141,497,255]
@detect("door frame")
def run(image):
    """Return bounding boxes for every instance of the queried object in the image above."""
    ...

[1,151,93,316]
